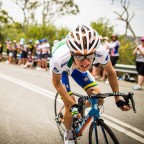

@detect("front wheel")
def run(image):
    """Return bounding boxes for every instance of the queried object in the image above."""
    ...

[89,119,119,144]
[54,92,65,138]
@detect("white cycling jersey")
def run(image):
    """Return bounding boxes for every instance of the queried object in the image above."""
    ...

[50,39,110,74]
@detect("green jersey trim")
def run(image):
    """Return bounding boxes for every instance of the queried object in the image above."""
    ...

[52,40,66,54]
[67,57,73,68]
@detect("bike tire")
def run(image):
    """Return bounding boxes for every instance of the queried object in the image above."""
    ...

[54,92,65,139]
[89,119,119,144]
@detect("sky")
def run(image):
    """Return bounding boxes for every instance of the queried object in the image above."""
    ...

[1,0,144,36]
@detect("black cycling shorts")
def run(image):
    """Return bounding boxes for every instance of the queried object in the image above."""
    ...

[110,56,119,66]
[136,61,144,76]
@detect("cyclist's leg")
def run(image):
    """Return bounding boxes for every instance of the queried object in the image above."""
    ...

[61,71,75,130]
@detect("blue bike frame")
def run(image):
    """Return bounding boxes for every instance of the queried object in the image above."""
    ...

[74,98,100,137]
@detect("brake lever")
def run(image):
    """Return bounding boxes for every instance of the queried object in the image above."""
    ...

[128,92,136,113]
[123,92,136,113]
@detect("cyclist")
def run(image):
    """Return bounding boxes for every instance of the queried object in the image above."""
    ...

[50,24,131,144]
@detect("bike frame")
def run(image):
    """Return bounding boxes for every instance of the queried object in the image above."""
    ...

[74,98,101,137]
[55,91,136,144]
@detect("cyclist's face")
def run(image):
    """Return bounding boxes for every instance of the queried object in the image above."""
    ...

[73,52,95,72]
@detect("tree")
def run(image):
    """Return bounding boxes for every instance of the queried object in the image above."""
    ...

[11,0,79,29]
[0,1,15,41]
[113,0,136,38]
[11,0,41,31]
[27,1,40,25]
[41,0,79,25]
[90,18,114,37]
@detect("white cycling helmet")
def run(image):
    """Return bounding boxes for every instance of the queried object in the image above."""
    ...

[66,24,100,54]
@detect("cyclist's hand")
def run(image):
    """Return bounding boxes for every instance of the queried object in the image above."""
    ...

[70,104,81,118]
[116,100,132,111]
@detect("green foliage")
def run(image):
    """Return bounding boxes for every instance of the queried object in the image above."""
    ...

[25,24,69,46]
[90,18,114,37]
[90,19,136,65]
[57,27,69,40]
[118,35,136,65]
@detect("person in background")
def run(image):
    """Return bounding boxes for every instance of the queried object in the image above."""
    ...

[103,36,110,52]
[89,35,103,80]
[98,36,110,81]
[5,38,10,63]
[41,38,50,71]
[105,34,120,67]
[0,41,3,61]
[7,41,13,64]
[35,39,43,70]
[132,36,144,90]
[27,40,34,55]
[24,51,34,69]
[17,41,23,65]
[18,38,28,66]
[13,40,18,64]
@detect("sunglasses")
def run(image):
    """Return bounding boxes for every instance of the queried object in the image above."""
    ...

[72,53,95,61]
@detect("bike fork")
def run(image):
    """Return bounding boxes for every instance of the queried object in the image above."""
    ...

[94,121,99,144]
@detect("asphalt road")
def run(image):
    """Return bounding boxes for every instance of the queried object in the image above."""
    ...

[0,63,144,144]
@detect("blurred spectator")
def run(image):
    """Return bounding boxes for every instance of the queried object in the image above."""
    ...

[13,40,18,64]
[41,38,50,71]
[35,39,43,70]
[105,34,120,67]
[24,51,34,69]
[90,36,103,80]
[27,40,34,55]
[97,36,111,81]
[5,38,10,62]
[7,41,13,64]
[132,36,144,90]
[18,39,28,66]
[90,63,102,80]
[0,41,3,61]
[103,36,110,52]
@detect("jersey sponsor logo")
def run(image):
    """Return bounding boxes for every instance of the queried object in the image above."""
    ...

[95,53,102,57]
[105,54,109,61]
[66,85,69,89]
[61,61,68,68]
[53,67,59,73]
[84,77,89,82]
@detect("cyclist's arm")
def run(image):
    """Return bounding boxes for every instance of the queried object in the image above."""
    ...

[103,61,120,102]
[52,71,76,106]
[103,61,131,111]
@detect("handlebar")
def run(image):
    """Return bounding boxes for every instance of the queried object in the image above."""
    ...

[81,92,136,113]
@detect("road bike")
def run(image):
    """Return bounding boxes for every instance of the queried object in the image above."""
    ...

[54,92,136,144]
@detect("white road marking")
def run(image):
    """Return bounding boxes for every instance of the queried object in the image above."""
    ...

[102,114,144,136]
[104,119,144,143]
[0,73,144,143]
